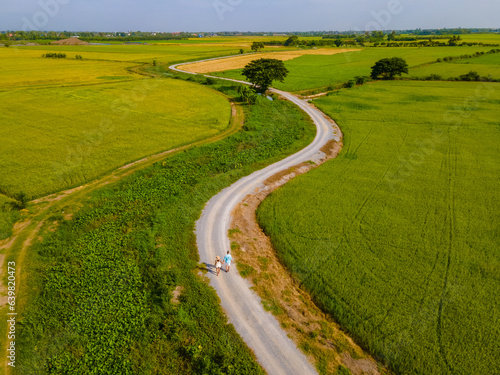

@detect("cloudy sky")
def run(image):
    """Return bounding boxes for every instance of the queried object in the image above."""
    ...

[1,0,499,32]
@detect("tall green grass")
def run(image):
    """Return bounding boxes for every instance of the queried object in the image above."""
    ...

[0,79,231,199]
[0,194,19,240]
[410,49,500,79]
[17,81,316,374]
[258,81,500,374]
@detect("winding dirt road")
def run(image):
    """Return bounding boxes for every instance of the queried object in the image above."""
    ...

[171,61,342,374]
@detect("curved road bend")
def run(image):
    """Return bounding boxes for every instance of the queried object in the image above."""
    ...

[170,60,341,375]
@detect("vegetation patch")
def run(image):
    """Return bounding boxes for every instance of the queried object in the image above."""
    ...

[0,79,231,199]
[17,80,316,374]
[214,46,495,92]
[0,195,20,240]
[258,80,500,375]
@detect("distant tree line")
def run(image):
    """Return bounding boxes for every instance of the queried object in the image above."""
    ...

[0,30,191,42]
[2,28,499,42]
[262,36,358,48]
[258,33,499,49]
[381,41,499,47]
[411,71,499,83]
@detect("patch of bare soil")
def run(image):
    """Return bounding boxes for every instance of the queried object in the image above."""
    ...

[171,286,184,305]
[230,131,389,374]
[301,92,330,100]
[342,352,381,375]
[50,38,89,45]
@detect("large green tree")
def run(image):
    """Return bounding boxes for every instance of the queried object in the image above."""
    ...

[251,41,265,52]
[370,57,409,80]
[242,58,289,92]
[284,35,299,47]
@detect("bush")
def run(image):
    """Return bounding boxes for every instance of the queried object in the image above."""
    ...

[42,52,67,59]
[344,80,356,88]
[459,71,480,81]
[237,85,257,104]
[204,77,217,85]
[13,191,28,210]
[425,74,442,81]
[337,365,353,375]
[355,76,370,85]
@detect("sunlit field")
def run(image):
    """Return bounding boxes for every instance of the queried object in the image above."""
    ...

[211,46,495,92]
[0,79,231,198]
[258,80,500,375]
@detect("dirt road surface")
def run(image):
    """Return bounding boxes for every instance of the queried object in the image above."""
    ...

[171,60,342,375]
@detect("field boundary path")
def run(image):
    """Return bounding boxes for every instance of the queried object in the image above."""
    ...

[171,60,343,375]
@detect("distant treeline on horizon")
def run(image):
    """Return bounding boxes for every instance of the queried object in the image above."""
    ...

[0,28,498,43]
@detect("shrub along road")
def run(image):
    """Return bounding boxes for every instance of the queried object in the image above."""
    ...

[171,60,342,375]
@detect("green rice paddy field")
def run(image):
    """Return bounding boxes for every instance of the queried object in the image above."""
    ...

[257,80,500,374]
[213,46,496,92]
[0,46,238,199]
[0,79,231,198]
[410,51,500,79]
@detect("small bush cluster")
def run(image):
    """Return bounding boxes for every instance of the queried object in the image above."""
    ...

[342,76,371,89]
[410,71,498,82]
[436,48,500,63]
[75,54,83,60]
[42,52,66,58]
[383,41,499,48]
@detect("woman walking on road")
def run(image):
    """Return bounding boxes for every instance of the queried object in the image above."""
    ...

[215,256,222,276]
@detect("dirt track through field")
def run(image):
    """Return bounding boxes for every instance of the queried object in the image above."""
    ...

[171,59,345,374]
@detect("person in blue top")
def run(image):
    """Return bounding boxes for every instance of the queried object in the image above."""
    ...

[223,251,232,273]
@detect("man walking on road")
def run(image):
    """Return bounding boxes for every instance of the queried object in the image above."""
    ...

[223,251,232,273]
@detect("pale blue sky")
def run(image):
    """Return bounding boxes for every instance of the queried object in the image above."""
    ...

[1,0,499,32]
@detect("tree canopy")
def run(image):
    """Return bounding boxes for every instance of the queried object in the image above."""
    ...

[242,58,289,92]
[284,36,299,47]
[370,57,409,80]
[251,41,265,52]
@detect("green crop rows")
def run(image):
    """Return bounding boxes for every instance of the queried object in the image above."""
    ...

[257,80,500,375]
[17,79,315,374]
[213,46,495,92]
